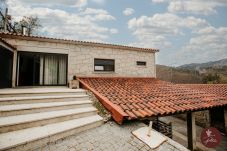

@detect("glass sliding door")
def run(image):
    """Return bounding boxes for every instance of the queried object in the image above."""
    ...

[39,56,44,85]
[44,55,58,85]
[58,55,67,85]
[18,52,67,86]
[43,55,67,85]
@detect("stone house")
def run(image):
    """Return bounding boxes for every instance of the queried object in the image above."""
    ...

[0,32,158,88]
[0,32,226,151]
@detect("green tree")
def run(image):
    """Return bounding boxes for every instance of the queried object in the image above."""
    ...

[14,16,41,35]
[0,0,7,30]
[202,73,221,84]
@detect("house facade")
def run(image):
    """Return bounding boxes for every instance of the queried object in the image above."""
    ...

[0,33,158,88]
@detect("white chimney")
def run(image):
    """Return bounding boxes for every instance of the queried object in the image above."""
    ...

[22,26,27,35]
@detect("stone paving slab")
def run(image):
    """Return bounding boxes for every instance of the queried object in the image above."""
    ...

[35,121,188,151]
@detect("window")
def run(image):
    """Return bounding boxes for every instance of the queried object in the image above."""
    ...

[137,61,146,66]
[94,59,115,72]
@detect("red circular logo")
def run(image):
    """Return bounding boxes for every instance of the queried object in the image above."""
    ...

[201,127,222,148]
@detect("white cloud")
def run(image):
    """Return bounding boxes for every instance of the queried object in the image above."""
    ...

[152,0,227,15]
[74,0,88,8]
[176,27,227,64]
[128,13,208,49]
[7,0,116,42]
[127,12,227,65]
[82,8,115,21]
[110,28,118,34]
[123,8,135,16]
[19,0,107,8]
[20,0,88,8]
[168,0,227,15]
[152,0,169,3]
[91,0,105,5]
[168,1,218,15]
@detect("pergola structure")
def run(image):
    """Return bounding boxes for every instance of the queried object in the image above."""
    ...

[78,77,227,150]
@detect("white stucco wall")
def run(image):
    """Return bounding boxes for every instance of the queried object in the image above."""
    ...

[4,38,156,83]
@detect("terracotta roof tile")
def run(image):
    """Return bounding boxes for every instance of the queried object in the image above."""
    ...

[0,32,158,53]
[177,84,227,98]
[78,77,227,124]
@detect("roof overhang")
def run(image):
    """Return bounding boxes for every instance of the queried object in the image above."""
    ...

[0,32,159,53]
[77,77,227,124]
[0,37,16,52]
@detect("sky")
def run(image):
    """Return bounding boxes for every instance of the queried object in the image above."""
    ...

[2,0,227,66]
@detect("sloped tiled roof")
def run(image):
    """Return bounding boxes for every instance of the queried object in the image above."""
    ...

[0,32,158,53]
[78,77,227,124]
[177,84,227,98]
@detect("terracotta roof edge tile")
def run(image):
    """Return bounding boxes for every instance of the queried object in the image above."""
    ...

[0,32,159,53]
[77,77,227,123]
[77,76,158,79]
[77,77,128,124]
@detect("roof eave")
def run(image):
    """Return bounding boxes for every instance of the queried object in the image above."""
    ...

[0,32,159,53]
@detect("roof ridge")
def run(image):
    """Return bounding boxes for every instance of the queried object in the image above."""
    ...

[0,32,159,53]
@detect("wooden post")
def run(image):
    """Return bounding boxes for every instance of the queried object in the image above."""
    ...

[187,112,196,151]
[224,109,227,133]
[12,50,17,87]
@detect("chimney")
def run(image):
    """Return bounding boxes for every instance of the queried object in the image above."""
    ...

[21,26,27,35]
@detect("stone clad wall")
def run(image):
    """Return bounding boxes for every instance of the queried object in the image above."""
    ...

[4,38,156,83]
[68,45,155,80]
[175,110,211,128]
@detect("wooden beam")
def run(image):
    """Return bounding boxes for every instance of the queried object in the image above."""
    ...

[225,108,227,133]
[187,112,196,151]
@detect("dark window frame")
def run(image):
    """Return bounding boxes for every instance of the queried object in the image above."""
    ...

[94,58,115,72]
[136,61,147,66]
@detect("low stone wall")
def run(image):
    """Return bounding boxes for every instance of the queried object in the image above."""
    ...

[195,110,211,127]
[174,110,210,128]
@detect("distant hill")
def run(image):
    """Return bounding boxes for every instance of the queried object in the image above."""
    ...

[178,58,227,70]
[156,58,227,84]
[156,65,202,84]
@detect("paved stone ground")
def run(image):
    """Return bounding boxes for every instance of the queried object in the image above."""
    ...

[159,116,227,151]
[34,121,188,151]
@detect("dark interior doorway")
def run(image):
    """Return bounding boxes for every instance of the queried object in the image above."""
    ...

[0,46,13,88]
[18,53,40,86]
[17,52,67,86]
[210,107,226,133]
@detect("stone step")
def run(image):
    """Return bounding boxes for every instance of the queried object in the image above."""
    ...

[0,100,93,117]
[0,107,97,133]
[0,94,89,105]
[0,115,103,151]
[0,88,86,97]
